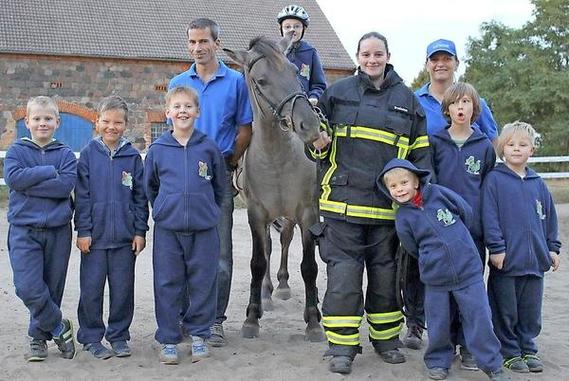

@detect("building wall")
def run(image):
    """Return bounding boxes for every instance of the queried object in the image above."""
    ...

[0,54,352,151]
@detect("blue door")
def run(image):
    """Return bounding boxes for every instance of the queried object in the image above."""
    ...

[17,113,94,151]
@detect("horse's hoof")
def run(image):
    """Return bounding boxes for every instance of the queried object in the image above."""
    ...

[261,297,274,311]
[305,325,326,342]
[274,287,291,300]
[241,322,260,339]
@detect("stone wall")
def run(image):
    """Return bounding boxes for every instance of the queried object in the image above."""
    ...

[0,53,352,151]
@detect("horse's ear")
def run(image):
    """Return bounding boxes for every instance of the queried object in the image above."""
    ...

[279,31,294,54]
[223,48,249,68]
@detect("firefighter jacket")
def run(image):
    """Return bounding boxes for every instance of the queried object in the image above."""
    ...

[308,65,431,224]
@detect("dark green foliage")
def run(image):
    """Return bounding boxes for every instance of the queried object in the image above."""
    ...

[463,0,569,155]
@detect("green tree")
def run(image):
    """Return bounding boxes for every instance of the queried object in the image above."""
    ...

[463,0,569,155]
[410,67,429,91]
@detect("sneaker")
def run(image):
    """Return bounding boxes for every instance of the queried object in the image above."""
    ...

[111,340,132,358]
[159,344,178,365]
[484,368,509,381]
[460,346,479,371]
[83,342,114,360]
[329,355,353,374]
[191,336,210,362]
[503,356,529,373]
[377,348,406,364]
[427,367,449,380]
[402,325,423,350]
[52,318,76,359]
[25,338,48,362]
[207,323,226,347]
[523,354,544,372]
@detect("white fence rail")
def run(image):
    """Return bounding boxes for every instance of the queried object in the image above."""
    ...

[0,151,567,185]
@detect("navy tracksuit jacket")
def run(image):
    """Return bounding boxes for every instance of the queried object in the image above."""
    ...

[482,163,561,358]
[378,159,502,372]
[74,138,149,344]
[4,138,76,340]
[144,129,225,343]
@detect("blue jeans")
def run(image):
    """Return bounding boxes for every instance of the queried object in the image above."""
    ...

[215,167,234,324]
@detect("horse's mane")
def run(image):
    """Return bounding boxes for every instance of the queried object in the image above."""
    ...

[248,36,285,70]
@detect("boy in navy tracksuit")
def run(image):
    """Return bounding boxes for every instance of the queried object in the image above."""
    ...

[430,82,496,369]
[144,86,225,365]
[75,95,149,359]
[378,159,506,381]
[277,4,327,105]
[4,96,77,361]
[482,121,561,373]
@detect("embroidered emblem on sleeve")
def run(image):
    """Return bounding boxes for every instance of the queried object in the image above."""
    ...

[121,171,133,190]
[536,200,546,220]
[436,208,456,226]
[465,156,481,175]
[300,63,310,79]
[199,161,212,180]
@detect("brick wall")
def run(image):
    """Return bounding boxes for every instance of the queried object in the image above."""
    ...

[0,53,352,151]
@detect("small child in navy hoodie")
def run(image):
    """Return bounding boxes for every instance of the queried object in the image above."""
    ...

[75,95,149,359]
[277,4,327,105]
[378,159,506,381]
[482,121,561,373]
[4,96,77,361]
[144,86,225,365]
[430,82,496,370]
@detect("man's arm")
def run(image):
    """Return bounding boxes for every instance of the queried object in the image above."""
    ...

[228,124,252,169]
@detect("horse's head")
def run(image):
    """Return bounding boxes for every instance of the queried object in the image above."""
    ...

[224,34,321,144]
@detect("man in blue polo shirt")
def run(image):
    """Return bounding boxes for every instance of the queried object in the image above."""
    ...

[168,17,253,347]
[415,39,498,141]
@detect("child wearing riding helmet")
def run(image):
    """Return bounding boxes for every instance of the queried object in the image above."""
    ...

[277,4,327,105]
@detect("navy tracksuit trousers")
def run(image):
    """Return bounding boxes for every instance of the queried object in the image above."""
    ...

[77,245,135,344]
[488,273,543,359]
[153,225,219,344]
[8,224,72,340]
[424,280,502,372]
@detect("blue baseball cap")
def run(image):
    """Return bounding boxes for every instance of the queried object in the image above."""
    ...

[426,39,457,58]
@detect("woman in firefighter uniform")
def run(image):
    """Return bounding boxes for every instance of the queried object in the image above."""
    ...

[308,32,431,375]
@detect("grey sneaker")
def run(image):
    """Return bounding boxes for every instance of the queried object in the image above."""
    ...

[402,325,423,350]
[191,336,210,362]
[52,318,76,359]
[485,368,510,381]
[460,346,479,371]
[159,344,178,365]
[503,356,529,373]
[207,323,226,347]
[83,342,114,360]
[25,338,48,362]
[523,354,543,372]
[111,340,132,358]
[427,367,449,380]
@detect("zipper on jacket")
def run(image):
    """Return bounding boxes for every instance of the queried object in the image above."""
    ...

[41,149,48,228]
[110,154,115,243]
[184,145,189,233]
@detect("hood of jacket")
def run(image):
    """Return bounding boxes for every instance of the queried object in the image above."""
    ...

[377,158,432,204]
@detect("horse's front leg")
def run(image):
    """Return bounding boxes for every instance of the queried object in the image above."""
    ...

[242,211,268,339]
[261,225,274,311]
[299,214,325,342]
[274,219,294,300]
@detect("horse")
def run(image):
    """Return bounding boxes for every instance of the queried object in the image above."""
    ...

[224,34,325,342]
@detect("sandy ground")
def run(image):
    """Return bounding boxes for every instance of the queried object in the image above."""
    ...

[0,205,568,381]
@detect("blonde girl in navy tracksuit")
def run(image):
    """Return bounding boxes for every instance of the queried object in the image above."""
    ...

[379,159,506,381]
[430,82,496,370]
[4,96,77,361]
[482,121,561,373]
[144,86,225,365]
[75,95,149,359]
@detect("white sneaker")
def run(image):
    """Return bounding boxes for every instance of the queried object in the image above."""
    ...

[191,336,210,362]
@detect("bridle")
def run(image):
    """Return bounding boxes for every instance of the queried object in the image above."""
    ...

[246,54,308,132]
